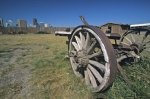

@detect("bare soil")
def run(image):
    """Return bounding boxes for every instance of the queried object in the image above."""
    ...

[0,48,31,98]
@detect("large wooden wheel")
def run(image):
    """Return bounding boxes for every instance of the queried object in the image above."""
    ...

[68,25,117,92]
[120,29,150,61]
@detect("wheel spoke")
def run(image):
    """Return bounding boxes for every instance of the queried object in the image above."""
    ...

[144,41,150,45]
[79,32,85,47]
[72,42,79,51]
[75,36,82,50]
[84,70,91,86]
[70,57,78,70]
[88,51,101,59]
[142,35,147,43]
[70,57,83,77]
[88,64,103,83]
[89,60,105,72]
[84,32,90,49]
[124,36,132,44]
[120,42,130,47]
[87,40,97,53]
[130,34,135,43]
[145,45,150,48]
[142,31,149,43]
[144,49,150,52]
[144,39,150,46]
[87,68,97,88]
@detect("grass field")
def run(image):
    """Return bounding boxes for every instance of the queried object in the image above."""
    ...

[0,34,149,99]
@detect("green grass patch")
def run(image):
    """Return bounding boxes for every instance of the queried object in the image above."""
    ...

[0,34,149,99]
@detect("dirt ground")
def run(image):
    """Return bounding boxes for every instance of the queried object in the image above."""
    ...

[0,48,31,98]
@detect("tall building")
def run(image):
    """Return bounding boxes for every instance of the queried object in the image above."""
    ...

[17,19,27,28]
[44,23,49,28]
[39,22,45,31]
[39,22,45,28]
[0,18,4,27]
[33,18,38,27]
[6,20,13,27]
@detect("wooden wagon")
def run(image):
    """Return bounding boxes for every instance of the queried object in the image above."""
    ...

[55,16,150,92]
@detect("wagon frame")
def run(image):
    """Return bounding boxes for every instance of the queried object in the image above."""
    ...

[56,16,150,92]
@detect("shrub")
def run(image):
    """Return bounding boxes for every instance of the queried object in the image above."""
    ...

[36,31,49,34]
[17,31,27,34]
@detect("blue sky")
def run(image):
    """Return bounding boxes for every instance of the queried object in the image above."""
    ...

[0,0,150,26]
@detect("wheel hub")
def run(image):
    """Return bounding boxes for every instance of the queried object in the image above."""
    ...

[77,50,89,67]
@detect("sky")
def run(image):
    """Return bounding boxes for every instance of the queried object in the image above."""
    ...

[0,0,150,27]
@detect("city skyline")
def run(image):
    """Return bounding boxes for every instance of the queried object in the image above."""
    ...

[0,17,50,28]
[0,0,150,26]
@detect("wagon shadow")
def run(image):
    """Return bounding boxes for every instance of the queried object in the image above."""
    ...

[119,57,136,66]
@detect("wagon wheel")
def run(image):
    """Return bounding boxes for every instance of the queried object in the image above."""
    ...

[120,29,150,61]
[69,25,117,92]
